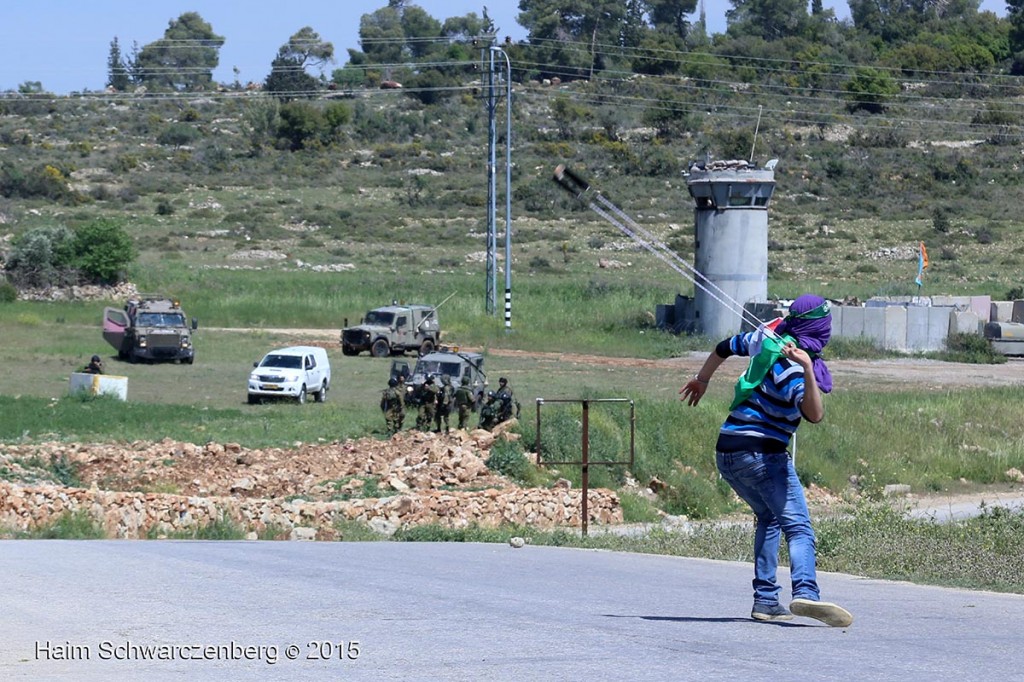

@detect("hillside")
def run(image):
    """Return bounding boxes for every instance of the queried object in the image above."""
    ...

[1,73,1023,312]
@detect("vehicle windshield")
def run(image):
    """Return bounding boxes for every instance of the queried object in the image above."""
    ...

[259,354,302,369]
[136,312,186,327]
[364,311,394,326]
[414,360,462,379]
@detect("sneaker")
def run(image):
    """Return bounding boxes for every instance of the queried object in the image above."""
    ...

[751,602,794,622]
[790,598,854,627]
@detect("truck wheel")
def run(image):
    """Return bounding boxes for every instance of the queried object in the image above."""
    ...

[315,381,328,403]
[419,339,435,356]
[297,386,307,404]
[247,394,260,405]
[370,339,390,358]
[184,356,194,365]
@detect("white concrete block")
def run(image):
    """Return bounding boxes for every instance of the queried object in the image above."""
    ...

[68,373,128,400]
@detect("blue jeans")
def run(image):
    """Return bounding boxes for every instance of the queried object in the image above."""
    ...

[716,450,820,605]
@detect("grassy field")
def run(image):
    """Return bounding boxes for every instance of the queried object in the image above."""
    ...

[3,299,1024,516]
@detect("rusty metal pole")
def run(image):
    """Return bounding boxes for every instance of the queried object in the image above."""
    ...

[629,400,636,469]
[581,400,589,537]
[535,399,542,464]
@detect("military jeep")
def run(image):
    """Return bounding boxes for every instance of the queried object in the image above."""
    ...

[391,347,486,407]
[341,303,440,357]
[102,296,196,364]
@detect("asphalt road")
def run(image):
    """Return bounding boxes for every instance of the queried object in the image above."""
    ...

[2,541,1022,681]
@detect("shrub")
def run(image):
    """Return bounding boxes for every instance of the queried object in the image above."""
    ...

[72,220,135,284]
[3,225,77,287]
[24,511,106,539]
[157,123,200,148]
[0,280,17,302]
[485,439,535,484]
[939,332,1006,365]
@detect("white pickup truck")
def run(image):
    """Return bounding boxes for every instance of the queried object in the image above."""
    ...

[247,346,330,404]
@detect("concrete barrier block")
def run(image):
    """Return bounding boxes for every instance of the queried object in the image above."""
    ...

[991,301,1014,322]
[884,306,908,351]
[840,306,866,338]
[927,308,951,350]
[970,296,991,321]
[906,306,932,351]
[1013,301,1024,323]
[862,307,886,347]
[69,373,128,400]
[830,305,843,338]
[949,310,981,336]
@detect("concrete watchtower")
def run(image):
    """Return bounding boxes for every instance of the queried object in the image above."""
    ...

[685,159,776,339]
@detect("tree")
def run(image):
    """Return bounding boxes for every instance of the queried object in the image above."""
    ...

[276,102,327,150]
[72,220,136,285]
[265,27,335,100]
[517,0,629,79]
[135,12,224,90]
[4,221,135,288]
[356,6,405,65]
[242,98,281,156]
[400,6,443,59]
[646,0,699,39]
[107,37,130,91]
[726,0,809,40]
[843,67,900,113]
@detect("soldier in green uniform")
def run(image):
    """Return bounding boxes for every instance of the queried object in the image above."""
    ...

[494,377,518,423]
[380,377,404,436]
[395,374,408,430]
[417,375,439,430]
[454,375,475,430]
[478,391,498,430]
[435,374,455,433]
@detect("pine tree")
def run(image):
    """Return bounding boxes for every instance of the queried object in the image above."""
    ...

[107,37,130,91]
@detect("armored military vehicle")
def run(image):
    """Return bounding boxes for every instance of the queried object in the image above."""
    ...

[390,347,486,407]
[102,296,196,364]
[341,303,440,357]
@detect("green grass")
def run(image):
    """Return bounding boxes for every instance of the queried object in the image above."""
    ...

[9,511,106,539]
[381,501,1024,594]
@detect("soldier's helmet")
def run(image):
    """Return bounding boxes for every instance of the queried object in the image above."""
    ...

[442,374,452,385]
[91,355,101,363]
[488,390,496,399]
[498,377,508,386]
[388,377,398,387]
[461,376,469,385]
[426,375,435,384]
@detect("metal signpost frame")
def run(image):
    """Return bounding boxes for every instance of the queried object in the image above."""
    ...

[534,398,635,536]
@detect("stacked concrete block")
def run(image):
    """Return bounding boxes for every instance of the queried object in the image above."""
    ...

[1013,301,1024,323]
[949,310,983,336]
[991,301,1014,322]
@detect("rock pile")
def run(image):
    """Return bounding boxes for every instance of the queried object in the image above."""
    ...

[0,429,622,540]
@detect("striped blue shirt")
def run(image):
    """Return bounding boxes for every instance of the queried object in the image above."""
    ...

[716,332,806,454]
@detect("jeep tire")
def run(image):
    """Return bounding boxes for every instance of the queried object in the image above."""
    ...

[297,386,307,404]
[419,339,435,356]
[370,339,390,358]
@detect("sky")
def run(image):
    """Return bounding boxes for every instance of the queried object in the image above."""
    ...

[0,1,1010,95]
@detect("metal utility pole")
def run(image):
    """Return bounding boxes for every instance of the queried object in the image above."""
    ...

[492,46,513,331]
[484,40,497,315]
[483,40,513,322]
